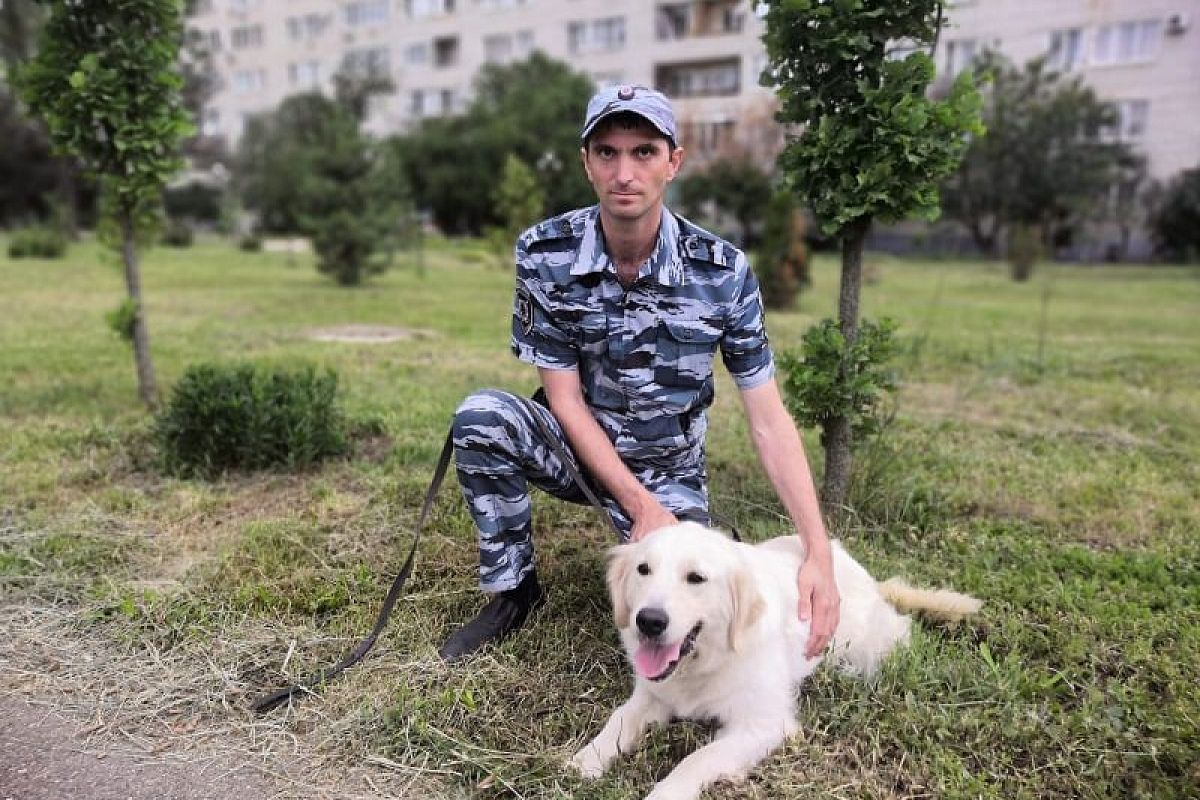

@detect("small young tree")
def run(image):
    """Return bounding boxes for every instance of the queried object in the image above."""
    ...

[755,189,809,310]
[487,153,544,266]
[19,0,192,409]
[761,0,983,511]
[1147,166,1200,263]
[941,50,1133,278]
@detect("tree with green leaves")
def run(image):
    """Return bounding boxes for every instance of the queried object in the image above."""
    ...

[19,0,193,409]
[760,0,983,511]
[1148,166,1200,263]
[487,153,545,266]
[677,156,773,248]
[236,91,409,285]
[393,51,594,233]
[941,50,1134,278]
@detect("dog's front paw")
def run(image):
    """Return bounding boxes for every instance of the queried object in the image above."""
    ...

[568,745,609,780]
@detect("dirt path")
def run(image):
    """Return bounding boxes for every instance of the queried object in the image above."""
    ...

[0,696,275,800]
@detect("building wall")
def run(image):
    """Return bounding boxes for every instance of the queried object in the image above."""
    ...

[188,0,1200,183]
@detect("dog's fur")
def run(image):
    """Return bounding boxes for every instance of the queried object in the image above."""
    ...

[568,522,981,800]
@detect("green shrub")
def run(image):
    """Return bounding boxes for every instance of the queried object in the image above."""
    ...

[161,218,194,247]
[7,226,67,259]
[1149,166,1200,262]
[238,232,262,252]
[155,362,348,478]
[780,317,899,443]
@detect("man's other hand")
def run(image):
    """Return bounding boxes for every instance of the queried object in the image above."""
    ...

[628,503,678,542]
[796,553,840,658]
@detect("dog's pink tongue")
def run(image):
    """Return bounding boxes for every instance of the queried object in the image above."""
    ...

[633,640,682,679]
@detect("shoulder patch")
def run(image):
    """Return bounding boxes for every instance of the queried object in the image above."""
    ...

[524,214,577,247]
[680,234,731,268]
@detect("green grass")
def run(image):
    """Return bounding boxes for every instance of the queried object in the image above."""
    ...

[1,235,1197,798]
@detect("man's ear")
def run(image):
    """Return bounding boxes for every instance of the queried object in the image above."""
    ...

[728,565,765,652]
[606,544,634,629]
[580,146,592,182]
[666,145,685,181]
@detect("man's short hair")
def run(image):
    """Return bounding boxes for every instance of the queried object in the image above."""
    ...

[583,111,677,151]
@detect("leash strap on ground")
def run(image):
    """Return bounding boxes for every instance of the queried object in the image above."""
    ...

[250,430,455,714]
[251,397,622,714]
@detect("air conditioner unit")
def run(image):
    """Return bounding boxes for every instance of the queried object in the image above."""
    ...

[1167,13,1190,35]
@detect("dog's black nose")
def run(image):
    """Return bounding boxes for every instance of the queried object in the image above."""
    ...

[636,607,669,637]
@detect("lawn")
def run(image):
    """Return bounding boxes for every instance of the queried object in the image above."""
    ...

[1,235,1197,799]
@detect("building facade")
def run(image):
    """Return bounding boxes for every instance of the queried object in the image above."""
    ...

[189,0,1199,182]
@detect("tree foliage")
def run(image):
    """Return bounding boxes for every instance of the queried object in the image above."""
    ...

[760,0,982,511]
[236,91,410,284]
[393,52,594,233]
[1147,166,1200,263]
[18,0,192,409]
[755,189,809,310]
[941,50,1135,262]
[677,157,773,248]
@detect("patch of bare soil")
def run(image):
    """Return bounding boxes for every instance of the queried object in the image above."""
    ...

[306,326,432,344]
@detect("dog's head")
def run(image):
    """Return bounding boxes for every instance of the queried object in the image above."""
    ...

[606,522,765,683]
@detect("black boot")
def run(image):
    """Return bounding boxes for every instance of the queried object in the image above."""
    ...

[439,571,545,663]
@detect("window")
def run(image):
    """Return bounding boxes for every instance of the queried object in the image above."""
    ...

[1093,19,1162,65]
[343,47,391,79]
[656,4,690,40]
[681,119,735,153]
[433,36,459,68]
[1046,28,1083,72]
[201,107,220,137]
[1106,99,1150,140]
[568,17,626,54]
[286,14,329,42]
[231,24,263,50]
[232,69,266,93]
[656,58,741,98]
[288,60,322,89]
[405,43,430,66]
[345,0,389,26]
[229,0,263,12]
[484,34,513,64]
[943,38,978,76]
[477,0,524,8]
[410,89,426,117]
[407,0,455,18]
[515,29,535,57]
[191,0,215,15]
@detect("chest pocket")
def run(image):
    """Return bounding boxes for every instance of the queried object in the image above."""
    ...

[654,319,722,390]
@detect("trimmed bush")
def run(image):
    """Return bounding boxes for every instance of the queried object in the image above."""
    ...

[162,218,194,247]
[7,226,67,259]
[238,232,262,252]
[156,362,347,478]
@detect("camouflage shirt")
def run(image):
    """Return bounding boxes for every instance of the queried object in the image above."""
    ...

[511,205,774,469]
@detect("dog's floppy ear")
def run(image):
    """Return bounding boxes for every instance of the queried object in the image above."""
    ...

[606,544,634,629]
[728,565,766,652]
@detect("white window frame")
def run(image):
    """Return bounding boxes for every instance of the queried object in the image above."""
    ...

[1092,19,1162,66]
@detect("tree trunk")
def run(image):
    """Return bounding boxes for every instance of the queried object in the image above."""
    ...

[120,213,158,410]
[821,216,870,513]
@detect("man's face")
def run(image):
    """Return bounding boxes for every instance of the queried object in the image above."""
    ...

[581,125,684,225]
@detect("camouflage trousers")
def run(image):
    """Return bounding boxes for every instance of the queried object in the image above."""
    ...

[452,389,710,593]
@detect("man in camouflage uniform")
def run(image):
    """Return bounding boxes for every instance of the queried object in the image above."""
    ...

[440,85,839,662]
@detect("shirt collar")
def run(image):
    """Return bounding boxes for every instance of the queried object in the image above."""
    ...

[571,206,687,287]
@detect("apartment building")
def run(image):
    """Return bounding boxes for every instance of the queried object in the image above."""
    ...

[189,0,775,165]
[189,0,1199,182]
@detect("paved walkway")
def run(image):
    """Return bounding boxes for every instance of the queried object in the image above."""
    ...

[0,696,274,800]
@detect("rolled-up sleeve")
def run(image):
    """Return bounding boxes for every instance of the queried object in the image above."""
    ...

[720,254,775,390]
[510,239,578,370]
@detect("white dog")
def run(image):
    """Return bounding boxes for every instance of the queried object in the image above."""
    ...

[569,522,981,800]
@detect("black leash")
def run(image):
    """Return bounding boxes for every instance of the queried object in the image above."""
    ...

[251,430,457,714]
[250,395,734,713]
[251,397,620,714]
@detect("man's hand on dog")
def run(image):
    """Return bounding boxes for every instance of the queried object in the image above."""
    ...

[629,505,679,542]
[796,550,840,657]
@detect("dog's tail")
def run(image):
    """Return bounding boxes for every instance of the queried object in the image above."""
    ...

[878,578,982,623]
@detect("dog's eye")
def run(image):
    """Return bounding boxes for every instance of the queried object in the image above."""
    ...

[637,562,650,576]
[686,571,706,585]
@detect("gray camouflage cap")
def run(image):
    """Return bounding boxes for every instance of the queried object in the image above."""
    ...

[581,84,677,143]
